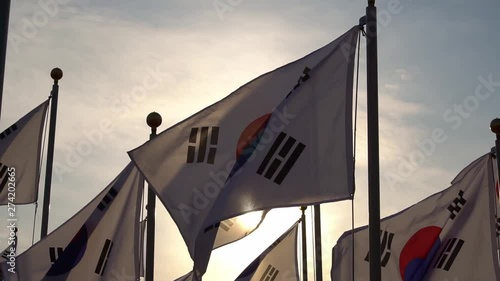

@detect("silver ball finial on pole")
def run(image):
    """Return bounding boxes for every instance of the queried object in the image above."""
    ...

[50,67,63,85]
[490,118,500,135]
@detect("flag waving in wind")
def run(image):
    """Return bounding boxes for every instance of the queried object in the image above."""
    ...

[129,26,359,278]
[174,271,194,281]
[236,221,300,281]
[331,153,500,281]
[194,25,358,276]
[1,162,143,281]
[0,100,49,205]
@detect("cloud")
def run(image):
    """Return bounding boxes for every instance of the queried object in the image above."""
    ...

[0,4,366,279]
[384,83,400,90]
[2,2,495,280]
[396,68,413,81]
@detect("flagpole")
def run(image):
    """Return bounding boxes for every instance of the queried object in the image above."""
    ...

[0,0,11,121]
[313,205,322,281]
[40,68,63,239]
[300,206,308,281]
[492,118,500,264]
[366,1,381,281]
[491,118,500,189]
[146,112,161,281]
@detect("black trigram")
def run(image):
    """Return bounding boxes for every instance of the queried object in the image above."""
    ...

[187,127,219,164]
[447,190,466,220]
[268,237,283,251]
[257,132,305,185]
[0,162,12,193]
[219,219,234,231]
[433,238,464,271]
[95,239,113,275]
[1,242,15,259]
[364,230,395,267]
[203,218,234,233]
[49,247,64,263]
[259,264,279,281]
[286,67,311,98]
[0,124,17,140]
[97,187,118,211]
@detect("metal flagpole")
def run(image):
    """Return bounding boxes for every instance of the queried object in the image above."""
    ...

[313,205,323,281]
[491,118,500,183]
[40,68,63,239]
[490,118,500,261]
[366,1,381,281]
[146,112,161,281]
[0,0,10,121]
[301,206,308,281]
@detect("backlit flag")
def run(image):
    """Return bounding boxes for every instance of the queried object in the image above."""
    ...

[235,221,299,281]
[196,25,358,275]
[203,25,358,228]
[0,100,49,205]
[174,271,194,281]
[1,163,143,281]
[129,26,359,277]
[139,219,146,278]
[331,154,500,281]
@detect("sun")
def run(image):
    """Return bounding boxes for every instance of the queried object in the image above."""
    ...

[237,211,264,231]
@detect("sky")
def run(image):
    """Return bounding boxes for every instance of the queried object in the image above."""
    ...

[0,0,499,280]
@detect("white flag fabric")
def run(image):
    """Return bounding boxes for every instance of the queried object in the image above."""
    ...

[1,162,143,281]
[139,218,146,278]
[203,25,357,226]
[235,221,299,281]
[129,26,358,277]
[0,100,49,205]
[174,271,194,281]
[211,211,266,249]
[194,26,358,275]
[331,153,500,281]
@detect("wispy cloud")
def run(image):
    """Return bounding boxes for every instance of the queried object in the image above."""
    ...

[396,68,413,81]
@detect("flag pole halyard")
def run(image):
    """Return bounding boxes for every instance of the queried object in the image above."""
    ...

[313,205,323,281]
[366,1,382,281]
[146,112,161,281]
[301,206,308,281]
[40,68,63,239]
